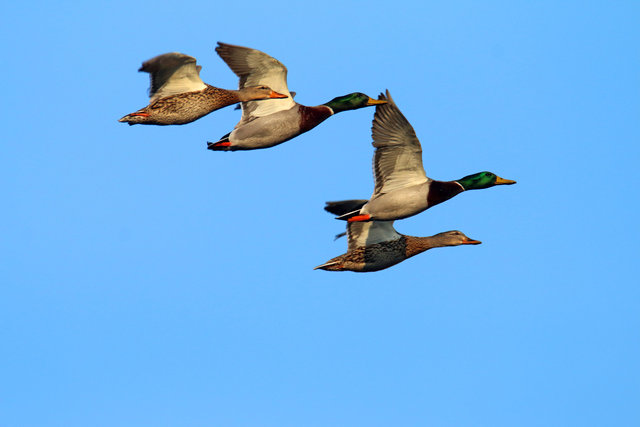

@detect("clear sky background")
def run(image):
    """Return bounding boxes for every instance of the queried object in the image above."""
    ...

[2,1,639,426]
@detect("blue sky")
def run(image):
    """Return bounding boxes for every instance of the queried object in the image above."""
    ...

[2,1,639,425]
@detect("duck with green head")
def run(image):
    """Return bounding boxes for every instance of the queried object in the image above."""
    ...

[207,43,386,151]
[326,90,516,222]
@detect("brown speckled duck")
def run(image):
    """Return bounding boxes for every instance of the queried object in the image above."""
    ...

[314,219,481,272]
[119,52,288,125]
[207,42,386,151]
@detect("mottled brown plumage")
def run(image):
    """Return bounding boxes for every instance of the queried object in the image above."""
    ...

[120,84,285,125]
[119,52,287,126]
[315,220,481,273]
[321,236,408,272]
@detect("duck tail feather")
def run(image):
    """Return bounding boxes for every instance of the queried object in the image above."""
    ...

[323,199,368,219]
[314,260,341,270]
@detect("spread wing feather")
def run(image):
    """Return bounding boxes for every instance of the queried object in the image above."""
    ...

[215,42,295,123]
[347,221,400,250]
[371,90,428,195]
[139,53,207,103]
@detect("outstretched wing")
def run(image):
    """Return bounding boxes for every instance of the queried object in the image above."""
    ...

[371,90,429,196]
[139,52,207,103]
[215,42,295,123]
[347,220,400,250]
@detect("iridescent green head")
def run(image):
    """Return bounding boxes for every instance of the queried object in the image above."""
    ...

[324,92,386,114]
[456,171,517,190]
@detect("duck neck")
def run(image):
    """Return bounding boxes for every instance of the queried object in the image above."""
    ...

[426,180,465,207]
[233,89,253,102]
[322,96,356,114]
[404,235,447,258]
[205,85,242,103]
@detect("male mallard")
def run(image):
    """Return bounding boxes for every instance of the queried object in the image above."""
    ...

[314,219,481,272]
[119,52,287,125]
[207,42,386,151]
[327,90,516,222]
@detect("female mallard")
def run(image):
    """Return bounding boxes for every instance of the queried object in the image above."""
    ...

[207,42,386,151]
[119,52,287,125]
[327,90,516,222]
[314,220,481,272]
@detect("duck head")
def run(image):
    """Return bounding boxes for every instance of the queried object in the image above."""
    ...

[434,230,483,246]
[239,85,288,102]
[324,92,387,113]
[456,172,517,190]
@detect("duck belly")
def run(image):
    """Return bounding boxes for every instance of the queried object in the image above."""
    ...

[336,245,406,272]
[229,105,332,150]
[144,88,229,125]
[363,184,429,221]
[228,109,304,150]
[148,102,217,125]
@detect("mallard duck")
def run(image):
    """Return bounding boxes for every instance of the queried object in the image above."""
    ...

[119,52,288,125]
[207,42,386,151]
[327,90,516,222]
[314,219,481,272]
